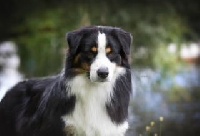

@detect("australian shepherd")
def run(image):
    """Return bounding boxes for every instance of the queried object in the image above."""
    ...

[0,26,132,136]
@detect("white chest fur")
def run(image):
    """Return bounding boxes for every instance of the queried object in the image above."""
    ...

[62,75,128,136]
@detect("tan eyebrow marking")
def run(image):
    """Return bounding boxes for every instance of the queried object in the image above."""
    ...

[91,47,98,52]
[106,47,112,54]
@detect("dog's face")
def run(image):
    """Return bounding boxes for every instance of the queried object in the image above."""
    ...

[66,26,132,82]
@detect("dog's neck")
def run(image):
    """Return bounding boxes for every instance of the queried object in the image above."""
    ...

[63,74,128,136]
[67,74,114,102]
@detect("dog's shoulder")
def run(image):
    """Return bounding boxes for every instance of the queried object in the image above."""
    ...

[0,75,70,136]
[1,76,56,104]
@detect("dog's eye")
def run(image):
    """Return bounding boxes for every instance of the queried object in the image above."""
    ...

[106,47,112,54]
[91,47,98,53]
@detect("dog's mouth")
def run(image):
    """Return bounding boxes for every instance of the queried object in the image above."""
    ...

[96,79,109,82]
[89,75,110,83]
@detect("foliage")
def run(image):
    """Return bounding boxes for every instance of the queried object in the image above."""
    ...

[0,0,193,77]
[1,1,199,136]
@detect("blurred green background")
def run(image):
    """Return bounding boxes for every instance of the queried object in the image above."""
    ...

[0,0,200,136]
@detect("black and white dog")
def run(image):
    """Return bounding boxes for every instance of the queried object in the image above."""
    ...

[0,26,132,136]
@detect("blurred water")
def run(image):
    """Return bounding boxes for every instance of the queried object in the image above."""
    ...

[127,67,200,136]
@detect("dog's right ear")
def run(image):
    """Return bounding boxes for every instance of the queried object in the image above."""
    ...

[66,30,83,55]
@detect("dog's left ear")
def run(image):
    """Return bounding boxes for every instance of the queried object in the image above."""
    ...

[114,28,132,67]
[66,30,83,55]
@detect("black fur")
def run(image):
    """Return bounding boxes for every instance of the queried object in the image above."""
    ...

[106,69,131,123]
[0,76,76,136]
[0,26,132,136]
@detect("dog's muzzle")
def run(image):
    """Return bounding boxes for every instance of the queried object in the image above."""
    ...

[97,67,109,81]
[97,67,108,79]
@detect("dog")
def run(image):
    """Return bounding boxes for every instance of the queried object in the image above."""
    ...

[0,26,132,136]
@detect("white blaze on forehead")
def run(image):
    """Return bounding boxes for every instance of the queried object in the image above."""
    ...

[89,31,125,82]
[97,32,106,54]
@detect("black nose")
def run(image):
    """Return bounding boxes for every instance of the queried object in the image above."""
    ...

[97,68,109,79]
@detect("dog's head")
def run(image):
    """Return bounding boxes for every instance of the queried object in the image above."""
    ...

[66,26,132,82]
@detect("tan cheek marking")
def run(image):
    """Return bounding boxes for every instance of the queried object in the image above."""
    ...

[73,63,90,75]
[81,63,90,71]
[91,47,98,52]
[74,53,81,64]
[106,47,112,54]
[73,68,86,74]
